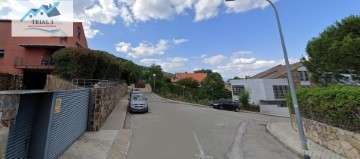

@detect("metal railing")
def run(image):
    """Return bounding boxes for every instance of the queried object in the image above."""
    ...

[14,57,55,70]
[71,79,126,89]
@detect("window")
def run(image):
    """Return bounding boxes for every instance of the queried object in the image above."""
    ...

[40,12,44,15]
[29,15,32,18]
[77,26,81,37]
[232,85,245,96]
[273,85,288,99]
[75,42,82,48]
[298,71,309,81]
[0,50,4,58]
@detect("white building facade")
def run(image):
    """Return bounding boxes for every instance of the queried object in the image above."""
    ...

[230,79,291,117]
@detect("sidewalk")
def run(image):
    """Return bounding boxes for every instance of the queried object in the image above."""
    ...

[267,122,346,159]
[60,96,131,159]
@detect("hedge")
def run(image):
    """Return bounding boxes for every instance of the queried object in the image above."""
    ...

[287,86,360,132]
[52,48,122,80]
[93,50,122,80]
[52,48,98,80]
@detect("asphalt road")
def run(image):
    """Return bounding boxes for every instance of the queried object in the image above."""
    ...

[125,93,298,159]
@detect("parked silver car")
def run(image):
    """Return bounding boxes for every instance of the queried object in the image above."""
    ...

[128,94,148,113]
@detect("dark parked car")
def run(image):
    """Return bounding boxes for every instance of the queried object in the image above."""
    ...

[210,100,240,112]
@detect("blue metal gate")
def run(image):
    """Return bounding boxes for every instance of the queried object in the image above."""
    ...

[46,89,90,158]
[5,94,37,158]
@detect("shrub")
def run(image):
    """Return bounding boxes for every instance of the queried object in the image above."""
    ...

[93,50,122,80]
[52,48,98,80]
[239,90,250,107]
[287,86,360,132]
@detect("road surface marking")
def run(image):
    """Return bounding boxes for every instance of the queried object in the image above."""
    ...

[192,131,214,159]
[215,123,224,126]
[226,121,249,159]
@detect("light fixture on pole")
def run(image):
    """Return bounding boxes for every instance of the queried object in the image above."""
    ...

[153,74,156,92]
[225,0,308,150]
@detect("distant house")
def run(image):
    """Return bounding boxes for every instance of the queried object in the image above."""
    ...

[230,62,311,117]
[171,72,207,87]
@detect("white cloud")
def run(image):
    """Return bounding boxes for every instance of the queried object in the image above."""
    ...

[214,56,300,79]
[224,0,275,13]
[116,39,169,58]
[120,5,134,26]
[203,55,227,65]
[231,50,252,59]
[168,57,188,63]
[132,0,175,21]
[173,38,188,45]
[140,57,188,72]
[194,0,222,22]
[1,0,279,38]
[201,54,207,58]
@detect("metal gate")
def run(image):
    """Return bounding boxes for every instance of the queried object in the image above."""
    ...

[46,89,90,158]
[5,94,37,158]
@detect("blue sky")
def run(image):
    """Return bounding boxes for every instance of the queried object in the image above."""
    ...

[1,0,359,79]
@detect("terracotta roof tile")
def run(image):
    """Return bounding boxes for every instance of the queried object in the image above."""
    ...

[171,72,207,83]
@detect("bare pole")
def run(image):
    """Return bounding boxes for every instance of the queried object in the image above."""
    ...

[265,0,308,150]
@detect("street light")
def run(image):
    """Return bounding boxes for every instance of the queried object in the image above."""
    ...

[153,74,156,92]
[225,0,308,150]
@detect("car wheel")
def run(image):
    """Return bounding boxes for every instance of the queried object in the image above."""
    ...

[235,107,240,112]
[220,106,224,110]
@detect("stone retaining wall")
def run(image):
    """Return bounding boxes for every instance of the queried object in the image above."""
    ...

[291,115,360,159]
[0,74,22,91]
[89,84,128,131]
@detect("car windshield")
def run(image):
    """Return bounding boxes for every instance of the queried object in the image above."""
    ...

[131,95,146,101]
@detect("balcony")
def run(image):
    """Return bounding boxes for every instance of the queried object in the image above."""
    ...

[14,57,55,70]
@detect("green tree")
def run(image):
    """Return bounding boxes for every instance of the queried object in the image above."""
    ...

[239,90,250,107]
[304,15,360,85]
[194,69,213,74]
[121,61,142,84]
[52,48,98,80]
[202,72,225,100]
[93,50,122,80]
[146,64,164,91]
[178,78,199,88]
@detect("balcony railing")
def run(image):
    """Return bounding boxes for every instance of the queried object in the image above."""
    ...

[14,57,55,70]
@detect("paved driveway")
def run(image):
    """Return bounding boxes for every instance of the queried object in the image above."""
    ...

[125,93,297,159]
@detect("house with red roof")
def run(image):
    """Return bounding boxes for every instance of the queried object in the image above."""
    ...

[171,72,207,87]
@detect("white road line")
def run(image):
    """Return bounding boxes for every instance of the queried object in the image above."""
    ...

[192,131,214,159]
[192,130,205,157]
[215,123,224,126]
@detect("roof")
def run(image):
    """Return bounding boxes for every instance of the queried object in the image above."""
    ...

[251,62,303,79]
[21,2,61,21]
[171,72,207,83]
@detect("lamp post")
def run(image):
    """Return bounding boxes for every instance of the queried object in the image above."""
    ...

[225,0,308,150]
[153,74,156,92]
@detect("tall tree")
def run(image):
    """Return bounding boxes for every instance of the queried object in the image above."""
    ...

[194,69,213,74]
[202,72,225,100]
[178,78,199,88]
[304,15,360,85]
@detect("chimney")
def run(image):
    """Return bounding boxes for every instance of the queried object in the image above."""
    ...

[49,4,52,8]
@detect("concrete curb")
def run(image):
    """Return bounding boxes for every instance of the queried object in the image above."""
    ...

[266,122,305,159]
[125,130,132,158]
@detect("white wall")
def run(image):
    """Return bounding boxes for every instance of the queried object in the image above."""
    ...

[230,79,288,105]
[260,105,290,117]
